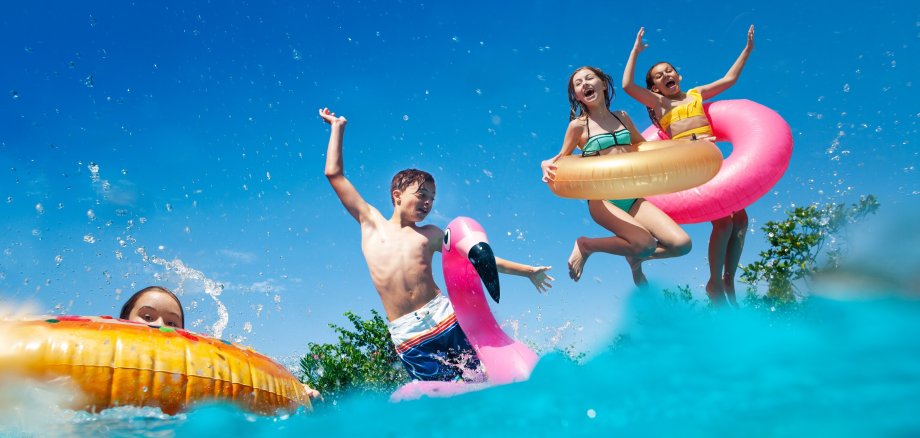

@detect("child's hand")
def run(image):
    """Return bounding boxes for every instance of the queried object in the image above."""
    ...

[302,383,323,401]
[745,25,754,51]
[528,266,554,294]
[632,27,647,54]
[319,107,347,127]
[540,159,558,183]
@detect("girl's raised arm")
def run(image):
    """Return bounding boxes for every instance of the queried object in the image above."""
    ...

[697,25,755,100]
[622,27,663,108]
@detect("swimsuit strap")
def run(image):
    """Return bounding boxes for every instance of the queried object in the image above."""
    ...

[586,111,626,138]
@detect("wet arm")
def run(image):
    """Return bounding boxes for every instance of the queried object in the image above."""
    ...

[320,108,373,223]
[541,121,583,182]
[622,27,661,108]
[495,256,554,293]
[697,25,755,99]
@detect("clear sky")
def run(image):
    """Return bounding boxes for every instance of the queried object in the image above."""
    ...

[1,0,917,359]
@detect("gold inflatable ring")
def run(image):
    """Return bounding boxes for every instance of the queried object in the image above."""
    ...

[0,315,311,415]
[549,139,723,200]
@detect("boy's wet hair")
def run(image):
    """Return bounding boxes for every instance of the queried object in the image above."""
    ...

[568,66,615,121]
[390,169,435,205]
[119,286,185,328]
[644,62,675,130]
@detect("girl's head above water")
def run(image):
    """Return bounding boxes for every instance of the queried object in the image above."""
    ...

[645,62,681,97]
[568,66,615,121]
[119,286,184,328]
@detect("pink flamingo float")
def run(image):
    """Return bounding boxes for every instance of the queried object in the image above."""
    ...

[391,217,539,401]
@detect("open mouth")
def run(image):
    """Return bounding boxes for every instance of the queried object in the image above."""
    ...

[665,80,676,88]
[583,88,596,98]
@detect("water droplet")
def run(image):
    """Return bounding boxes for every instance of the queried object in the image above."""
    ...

[88,163,100,182]
[402,114,409,121]
[83,235,96,244]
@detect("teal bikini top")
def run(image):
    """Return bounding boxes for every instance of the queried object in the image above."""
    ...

[581,112,632,156]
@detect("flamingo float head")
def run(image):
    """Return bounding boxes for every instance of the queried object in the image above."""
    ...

[442,217,500,303]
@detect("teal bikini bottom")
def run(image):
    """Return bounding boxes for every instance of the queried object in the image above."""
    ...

[588,198,639,213]
[608,198,638,212]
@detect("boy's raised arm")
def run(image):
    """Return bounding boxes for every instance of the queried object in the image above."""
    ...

[319,107,373,224]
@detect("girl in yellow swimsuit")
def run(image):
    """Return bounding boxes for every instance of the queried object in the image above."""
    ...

[622,25,755,306]
[541,66,691,285]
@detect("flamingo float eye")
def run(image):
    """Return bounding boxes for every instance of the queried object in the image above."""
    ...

[443,228,451,251]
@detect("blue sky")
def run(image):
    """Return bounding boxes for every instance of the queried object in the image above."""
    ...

[1,0,917,359]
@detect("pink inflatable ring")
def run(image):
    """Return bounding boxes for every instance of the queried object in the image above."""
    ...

[641,99,793,224]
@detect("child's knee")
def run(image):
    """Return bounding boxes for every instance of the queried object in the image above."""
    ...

[629,237,657,258]
[712,216,733,231]
[673,235,692,256]
[732,210,749,229]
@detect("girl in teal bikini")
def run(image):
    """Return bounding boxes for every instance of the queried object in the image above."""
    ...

[541,66,691,285]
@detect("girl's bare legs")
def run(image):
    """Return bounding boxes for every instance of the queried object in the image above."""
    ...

[706,216,733,306]
[568,200,656,283]
[569,199,691,286]
[706,210,749,307]
[628,199,693,285]
[722,209,748,307]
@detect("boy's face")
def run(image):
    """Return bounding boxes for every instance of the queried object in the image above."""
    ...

[395,181,435,222]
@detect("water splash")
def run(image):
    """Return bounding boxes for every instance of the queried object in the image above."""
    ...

[148,256,229,338]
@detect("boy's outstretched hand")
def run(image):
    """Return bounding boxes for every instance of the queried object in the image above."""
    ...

[319,107,347,126]
[528,266,555,294]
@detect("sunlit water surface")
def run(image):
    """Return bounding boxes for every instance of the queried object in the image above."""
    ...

[2,292,918,436]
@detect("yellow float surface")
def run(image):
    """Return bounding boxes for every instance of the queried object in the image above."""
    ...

[0,315,311,415]
[549,139,723,200]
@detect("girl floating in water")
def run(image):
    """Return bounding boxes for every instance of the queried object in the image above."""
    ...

[541,67,691,285]
[622,25,754,305]
[120,286,184,328]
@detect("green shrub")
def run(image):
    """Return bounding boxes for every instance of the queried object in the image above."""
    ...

[741,195,879,308]
[299,310,408,404]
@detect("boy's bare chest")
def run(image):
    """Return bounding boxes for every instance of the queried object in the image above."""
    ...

[362,227,431,260]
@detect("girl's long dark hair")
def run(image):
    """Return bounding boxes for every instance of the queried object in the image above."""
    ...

[568,66,615,121]
[644,62,673,131]
[119,286,185,328]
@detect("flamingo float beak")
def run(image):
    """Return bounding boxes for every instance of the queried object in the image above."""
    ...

[468,242,501,303]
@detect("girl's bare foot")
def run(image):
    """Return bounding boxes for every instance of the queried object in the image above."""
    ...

[568,238,591,282]
[626,256,648,286]
[723,275,739,307]
[706,277,727,306]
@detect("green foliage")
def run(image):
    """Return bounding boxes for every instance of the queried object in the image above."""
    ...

[741,195,879,308]
[299,310,408,403]
[662,284,694,304]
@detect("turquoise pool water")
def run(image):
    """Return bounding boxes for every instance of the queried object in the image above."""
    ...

[4,293,918,436]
